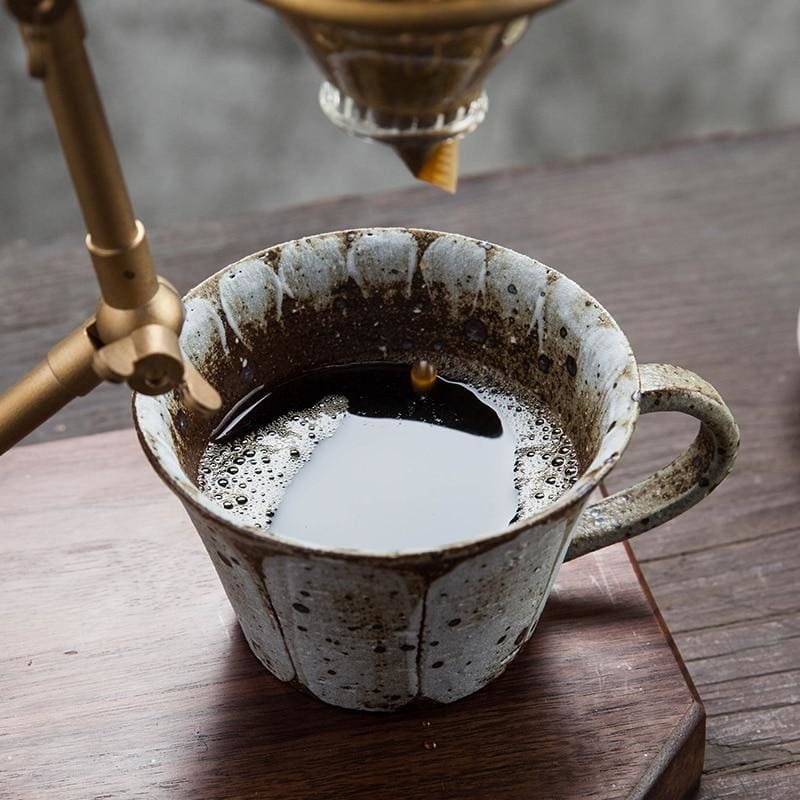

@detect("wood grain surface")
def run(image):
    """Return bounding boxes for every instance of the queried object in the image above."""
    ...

[2,127,800,796]
[0,430,702,800]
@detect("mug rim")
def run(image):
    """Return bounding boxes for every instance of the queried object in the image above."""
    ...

[133,227,641,563]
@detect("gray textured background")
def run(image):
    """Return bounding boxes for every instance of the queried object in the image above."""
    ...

[1,0,799,246]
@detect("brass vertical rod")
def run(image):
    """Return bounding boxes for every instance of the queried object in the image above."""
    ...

[19,1,158,309]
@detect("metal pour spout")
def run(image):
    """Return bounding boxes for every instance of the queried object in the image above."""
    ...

[261,0,568,191]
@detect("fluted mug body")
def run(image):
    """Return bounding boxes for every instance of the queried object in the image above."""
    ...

[134,228,738,711]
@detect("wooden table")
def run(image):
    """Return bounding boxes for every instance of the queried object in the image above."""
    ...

[0,430,703,800]
[2,128,799,797]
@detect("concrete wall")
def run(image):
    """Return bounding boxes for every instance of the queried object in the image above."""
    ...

[1,0,798,245]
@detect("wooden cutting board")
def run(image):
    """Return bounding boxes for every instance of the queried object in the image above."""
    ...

[0,429,704,800]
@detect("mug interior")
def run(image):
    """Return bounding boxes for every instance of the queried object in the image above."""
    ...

[134,228,639,556]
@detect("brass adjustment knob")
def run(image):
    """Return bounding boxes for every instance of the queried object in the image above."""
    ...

[93,324,183,394]
[93,324,221,415]
[93,277,222,415]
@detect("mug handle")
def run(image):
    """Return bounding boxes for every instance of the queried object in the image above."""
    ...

[565,363,739,561]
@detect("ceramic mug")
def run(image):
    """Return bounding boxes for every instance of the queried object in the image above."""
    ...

[133,228,738,711]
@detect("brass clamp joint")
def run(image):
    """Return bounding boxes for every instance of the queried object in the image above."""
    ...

[92,278,221,415]
[86,220,158,309]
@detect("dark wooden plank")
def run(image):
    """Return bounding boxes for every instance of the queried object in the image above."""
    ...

[0,430,702,800]
[2,127,799,793]
[695,764,800,800]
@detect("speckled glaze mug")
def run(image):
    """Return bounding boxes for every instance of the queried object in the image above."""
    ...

[133,228,738,711]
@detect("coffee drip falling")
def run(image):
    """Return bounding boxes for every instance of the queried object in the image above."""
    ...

[410,359,437,394]
[267,1,565,192]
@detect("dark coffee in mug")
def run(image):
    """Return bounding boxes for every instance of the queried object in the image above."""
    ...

[197,360,579,551]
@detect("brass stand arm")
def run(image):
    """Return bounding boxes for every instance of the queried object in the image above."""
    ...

[0,322,100,452]
[0,0,220,454]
